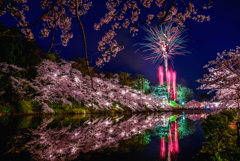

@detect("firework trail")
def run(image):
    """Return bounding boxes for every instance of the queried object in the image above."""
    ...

[158,66,164,86]
[172,71,176,99]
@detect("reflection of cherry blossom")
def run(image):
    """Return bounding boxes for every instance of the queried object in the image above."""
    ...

[3,111,221,160]
[25,113,172,160]
[185,114,207,121]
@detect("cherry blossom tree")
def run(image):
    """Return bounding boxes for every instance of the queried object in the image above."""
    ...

[185,99,201,108]
[94,0,212,66]
[0,62,30,101]
[0,0,95,89]
[30,59,85,112]
[0,0,213,114]
[197,46,240,117]
[0,0,212,67]
[0,0,213,95]
[30,59,169,113]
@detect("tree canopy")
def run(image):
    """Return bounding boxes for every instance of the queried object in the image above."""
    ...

[177,85,194,103]
[197,47,240,109]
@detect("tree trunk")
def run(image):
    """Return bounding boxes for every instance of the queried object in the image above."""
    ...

[238,99,240,121]
[76,0,95,91]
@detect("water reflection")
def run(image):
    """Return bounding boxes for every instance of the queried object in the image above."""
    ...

[159,122,179,160]
[0,111,218,161]
[27,114,173,160]
[157,114,205,161]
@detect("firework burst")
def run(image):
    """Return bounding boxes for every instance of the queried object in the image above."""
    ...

[136,22,188,74]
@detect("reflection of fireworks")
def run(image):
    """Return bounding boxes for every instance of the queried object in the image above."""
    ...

[136,22,188,70]
[174,122,179,154]
[159,121,180,160]
[169,127,173,153]
[160,137,166,159]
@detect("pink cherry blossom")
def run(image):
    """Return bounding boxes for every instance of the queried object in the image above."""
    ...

[197,46,240,109]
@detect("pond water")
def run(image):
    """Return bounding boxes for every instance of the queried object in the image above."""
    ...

[0,111,218,161]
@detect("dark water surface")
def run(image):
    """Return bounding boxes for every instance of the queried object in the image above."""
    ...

[0,112,216,161]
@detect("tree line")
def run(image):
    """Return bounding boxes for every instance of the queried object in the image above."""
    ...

[0,23,194,113]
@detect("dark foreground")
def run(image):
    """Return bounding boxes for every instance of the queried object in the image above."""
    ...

[0,110,239,161]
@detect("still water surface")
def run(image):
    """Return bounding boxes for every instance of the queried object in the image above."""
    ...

[0,112,216,161]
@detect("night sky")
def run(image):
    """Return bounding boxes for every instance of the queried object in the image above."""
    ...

[1,0,240,99]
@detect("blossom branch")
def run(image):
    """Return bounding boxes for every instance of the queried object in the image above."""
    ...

[156,0,177,25]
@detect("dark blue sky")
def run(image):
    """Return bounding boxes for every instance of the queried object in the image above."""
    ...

[1,0,240,99]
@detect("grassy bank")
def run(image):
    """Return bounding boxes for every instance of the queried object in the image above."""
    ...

[0,100,168,116]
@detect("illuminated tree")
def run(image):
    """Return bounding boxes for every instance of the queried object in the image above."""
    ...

[177,85,194,103]
[132,74,150,93]
[197,46,240,115]
[185,100,201,108]
[151,82,169,101]
[27,60,170,112]
[0,0,212,94]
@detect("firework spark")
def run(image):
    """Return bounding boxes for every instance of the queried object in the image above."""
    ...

[136,22,188,75]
